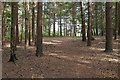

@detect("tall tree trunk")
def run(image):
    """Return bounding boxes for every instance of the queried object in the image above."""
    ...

[1,2,5,46]
[60,3,62,37]
[25,1,29,49]
[87,1,92,46]
[36,2,43,56]
[15,3,19,44]
[118,2,120,36]
[29,14,31,46]
[95,2,98,36]
[72,3,76,37]
[20,2,24,43]
[80,1,86,41]
[49,2,51,36]
[114,2,118,40]
[64,19,66,36]
[53,2,56,37]
[66,20,68,36]
[32,2,35,42]
[105,2,113,52]
[101,4,104,36]
[58,19,60,36]
[9,2,18,63]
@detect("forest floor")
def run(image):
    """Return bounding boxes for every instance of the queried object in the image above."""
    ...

[2,36,120,78]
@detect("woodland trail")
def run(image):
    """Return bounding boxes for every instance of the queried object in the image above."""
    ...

[2,36,119,78]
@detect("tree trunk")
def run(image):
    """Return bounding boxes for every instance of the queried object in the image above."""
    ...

[9,2,18,63]
[95,2,98,36]
[114,2,118,40]
[72,3,76,37]
[80,1,86,41]
[58,19,60,36]
[32,2,35,42]
[105,2,113,52]
[25,1,29,48]
[36,2,43,56]
[101,5,104,36]
[29,14,31,46]
[49,2,51,37]
[53,2,56,37]
[1,2,5,46]
[60,3,62,37]
[87,1,92,46]
[20,2,24,43]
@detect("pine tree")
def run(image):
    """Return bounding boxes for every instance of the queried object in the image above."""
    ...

[36,2,43,56]
[105,2,113,52]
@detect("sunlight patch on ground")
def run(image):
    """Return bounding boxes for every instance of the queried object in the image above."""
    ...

[43,42,61,45]
[89,47,105,51]
[100,58,119,63]
[4,44,10,48]
[51,40,63,43]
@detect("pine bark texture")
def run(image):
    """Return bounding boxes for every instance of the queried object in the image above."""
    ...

[20,2,24,42]
[105,2,113,52]
[9,2,18,63]
[1,2,5,45]
[49,2,51,36]
[80,1,86,41]
[60,3,62,37]
[114,2,118,40]
[95,2,98,36]
[32,2,35,42]
[87,1,92,46]
[36,2,43,56]
[25,1,29,48]
[53,2,56,37]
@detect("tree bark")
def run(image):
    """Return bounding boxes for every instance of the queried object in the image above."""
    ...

[9,2,18,63]
[95,2,98,36]
[1,2,5,46]
[80,1,86,41]
[32,2,35,42]
[105,2,113,52]
[101,4,104,36]
[87,1,92,46]
[20,2,24,43]
[72,3,76,37]
[114,2,118,40]
[25,1,29,48]
[53,2,56,37]
[60,3,62,37]
[49,2,51,37]
[36,2,43,56]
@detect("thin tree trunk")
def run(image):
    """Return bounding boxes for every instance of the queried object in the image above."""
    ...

[95,2,98,36]
[16,3,19,44]
[58,19,59,36]
[25,1,29,49]
[80,1,86,41]
[87,1,92,46]
[101,5,104,36]
[105,2,113,52]
[32,2,35,42]
[49,2,51,36]
[9,2,18,63]
[53,2,56,37]
[1,2,5,46]
[60,3,62,37]
[114,2,118,40]
[29,15,31,46]
[72,3,76,37]
[20,2,24,43]
[36,2,43,56]
[66,20,68,36]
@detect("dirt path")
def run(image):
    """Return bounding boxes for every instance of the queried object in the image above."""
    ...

[2,36,119,78]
